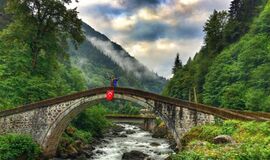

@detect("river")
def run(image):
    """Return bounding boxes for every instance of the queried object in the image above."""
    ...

[91,123,173,160]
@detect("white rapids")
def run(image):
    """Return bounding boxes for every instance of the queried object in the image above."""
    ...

[91,124,173,160]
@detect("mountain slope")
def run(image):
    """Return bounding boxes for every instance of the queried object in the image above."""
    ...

[69,23,166,93]
[163,0,269,111]
[0,1,166,93]
[203,1,270,111]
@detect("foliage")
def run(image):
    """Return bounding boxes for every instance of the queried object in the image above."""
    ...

[0,28,86,110]
[0,134,41,160]
[204,10,228,54]
[72,105,111,138]
[172,53,182,74]
[171,120,270,160]
[164,0,269,112]
[5,0,84,69]
[203,2,270,111]
[106,101,141,115]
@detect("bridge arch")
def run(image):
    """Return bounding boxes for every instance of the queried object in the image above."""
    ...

[0,87,262,158]
[42,93,156,156]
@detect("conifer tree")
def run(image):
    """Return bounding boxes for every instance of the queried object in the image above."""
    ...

[172,53,182,74]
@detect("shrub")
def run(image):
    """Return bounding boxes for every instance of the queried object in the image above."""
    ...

[0,134,41,160]
[72,105,111,137]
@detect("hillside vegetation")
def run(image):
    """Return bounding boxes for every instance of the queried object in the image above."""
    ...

[164,0,270,112]
[0,0,86,111]
[171,120,270,159]
[166,1,270,159]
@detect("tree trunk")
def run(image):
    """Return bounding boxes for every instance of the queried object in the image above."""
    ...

[193,87,198,103]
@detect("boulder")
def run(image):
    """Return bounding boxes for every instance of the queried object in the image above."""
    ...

[213,135,235,144]
[119,133,128,137]
[66,145,78,158]
[95,150,105,155]
[122,150,149,160]
[113,132,120,136]
[165,156,172,160]
[150,142,161,147]
[58,152,68,159]
[152,123,168,138]
[81,150,93,158]
[74,140,83,149]
[77,154,87,160]
[113,125,125,133]
[102,139,110,143]
[126,130,136,134]
[82,144,94,150]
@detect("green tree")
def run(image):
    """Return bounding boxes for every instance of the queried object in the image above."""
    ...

[172,53,182,74]
[5,0,84,69]
[164,0,268,111]
[203,10,228,54]
[224,0,265,43]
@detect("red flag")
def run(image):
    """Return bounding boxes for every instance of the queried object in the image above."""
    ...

[106,90,114,101]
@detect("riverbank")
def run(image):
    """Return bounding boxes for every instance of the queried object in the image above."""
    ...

[169,120,270,159]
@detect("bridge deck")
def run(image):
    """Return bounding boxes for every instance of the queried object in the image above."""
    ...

[0,87,269,121]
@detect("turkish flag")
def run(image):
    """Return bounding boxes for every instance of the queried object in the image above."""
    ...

[106,90,114,101]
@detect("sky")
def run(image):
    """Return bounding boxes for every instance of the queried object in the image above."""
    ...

[69,0,232,78]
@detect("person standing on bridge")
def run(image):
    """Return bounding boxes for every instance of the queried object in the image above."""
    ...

[112,76,119,88]
[109,75,119,88]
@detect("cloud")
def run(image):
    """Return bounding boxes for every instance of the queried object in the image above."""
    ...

[130,21,167,41]
[69,0,232,78]
[129,20,202,41]
[125,38,203,78]
[82,4,124,18]
[117,0,163,10]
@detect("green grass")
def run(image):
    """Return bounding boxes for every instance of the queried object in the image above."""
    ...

[171,120,270,160]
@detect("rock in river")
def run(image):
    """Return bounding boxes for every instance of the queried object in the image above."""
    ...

[150,142,161,147]
[126,129,136,134]
[122,150,150,160]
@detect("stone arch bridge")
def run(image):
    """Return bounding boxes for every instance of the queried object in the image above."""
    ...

[0,87,269,157]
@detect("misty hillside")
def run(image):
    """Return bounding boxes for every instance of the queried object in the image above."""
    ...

[69,23,167,93]
[0,1,166,93]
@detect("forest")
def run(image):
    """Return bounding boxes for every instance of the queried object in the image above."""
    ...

[164,0,270,112]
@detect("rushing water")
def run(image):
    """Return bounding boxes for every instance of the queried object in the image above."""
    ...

[91,124,173,160]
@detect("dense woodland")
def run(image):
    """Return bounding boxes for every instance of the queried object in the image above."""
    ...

[0,0,150,158]
[164,0,270,112]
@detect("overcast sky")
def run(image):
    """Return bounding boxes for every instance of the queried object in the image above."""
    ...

[69,0,232,78]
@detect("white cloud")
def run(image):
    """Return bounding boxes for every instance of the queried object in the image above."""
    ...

[69,0,232,78]
[123,38,203,78]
